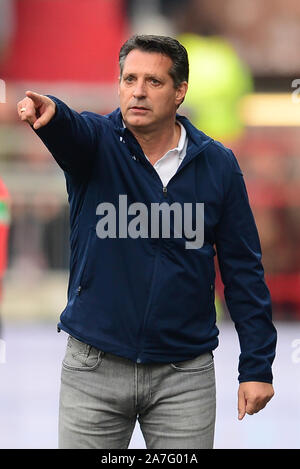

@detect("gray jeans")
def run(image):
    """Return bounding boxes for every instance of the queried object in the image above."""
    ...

[58,334,216,449]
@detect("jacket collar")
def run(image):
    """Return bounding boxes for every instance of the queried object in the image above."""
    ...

[107,107,213,166]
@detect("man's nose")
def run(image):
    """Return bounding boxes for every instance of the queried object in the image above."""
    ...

[133,80,146,99]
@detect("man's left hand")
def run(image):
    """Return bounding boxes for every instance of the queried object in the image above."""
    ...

[238,381,274,420]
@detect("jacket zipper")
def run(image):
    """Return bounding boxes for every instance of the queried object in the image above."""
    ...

[127,141,213,360]
[136,232,162,359]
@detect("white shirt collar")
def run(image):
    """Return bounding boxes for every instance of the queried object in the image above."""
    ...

[172,121,186,157]
[122,119,186,156]
[122,119,188,187]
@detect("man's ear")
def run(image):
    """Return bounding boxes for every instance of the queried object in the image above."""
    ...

[175,81,188,107]
[117,76,121,96]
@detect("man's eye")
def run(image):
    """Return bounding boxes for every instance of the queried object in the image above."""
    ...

[150,79,160,85]
[125,76,134,83]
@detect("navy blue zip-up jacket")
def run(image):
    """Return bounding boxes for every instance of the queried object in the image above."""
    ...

[35,96,276,383]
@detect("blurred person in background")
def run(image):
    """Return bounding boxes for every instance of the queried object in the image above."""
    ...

[178,32,253,143]
[0,0,13,335]
[0,0,14,62]
[0,177,10,338]
[17,34,276,449]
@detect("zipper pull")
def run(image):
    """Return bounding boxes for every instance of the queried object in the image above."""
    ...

[163,186,168,197]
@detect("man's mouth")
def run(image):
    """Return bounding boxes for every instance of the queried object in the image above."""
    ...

[130,106,150,111]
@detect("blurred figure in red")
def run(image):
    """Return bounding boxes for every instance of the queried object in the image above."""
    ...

[0,177,10,338]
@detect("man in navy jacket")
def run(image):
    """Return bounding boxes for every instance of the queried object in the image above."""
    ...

[18,35,276,449]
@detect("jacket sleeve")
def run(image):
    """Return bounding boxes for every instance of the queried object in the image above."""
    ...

[33,95,100,175]
[215,148,277,384]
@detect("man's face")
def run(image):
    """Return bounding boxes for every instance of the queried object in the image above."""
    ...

[118,49,187,131]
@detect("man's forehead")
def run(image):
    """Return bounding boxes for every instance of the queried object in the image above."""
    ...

[122,49,173,74]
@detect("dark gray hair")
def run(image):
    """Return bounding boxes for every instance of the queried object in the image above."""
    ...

[119,34,189,88]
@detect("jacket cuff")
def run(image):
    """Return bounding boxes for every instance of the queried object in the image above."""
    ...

[33,95,64,134]
[238,374,273,384]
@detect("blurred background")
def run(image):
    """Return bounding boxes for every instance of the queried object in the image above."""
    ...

[0,0,299,449]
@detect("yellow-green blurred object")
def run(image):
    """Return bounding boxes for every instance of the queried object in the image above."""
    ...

[178,33,253,141]
[215,294,224,322]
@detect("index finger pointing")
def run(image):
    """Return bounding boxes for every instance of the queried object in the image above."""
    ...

[25,90,44,106]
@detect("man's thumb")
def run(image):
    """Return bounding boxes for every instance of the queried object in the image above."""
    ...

[33,120,42,130]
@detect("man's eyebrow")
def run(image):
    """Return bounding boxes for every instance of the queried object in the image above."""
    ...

[145,74,164,81]
[123,72,164,81]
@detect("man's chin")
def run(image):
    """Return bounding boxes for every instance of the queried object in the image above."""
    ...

[125,115,152,129]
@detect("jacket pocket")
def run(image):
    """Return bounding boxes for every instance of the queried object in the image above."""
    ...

[75,227,94,296]
[209,258,216,305]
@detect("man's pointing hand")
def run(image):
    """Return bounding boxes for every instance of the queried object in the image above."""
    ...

[17,91,56,130]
